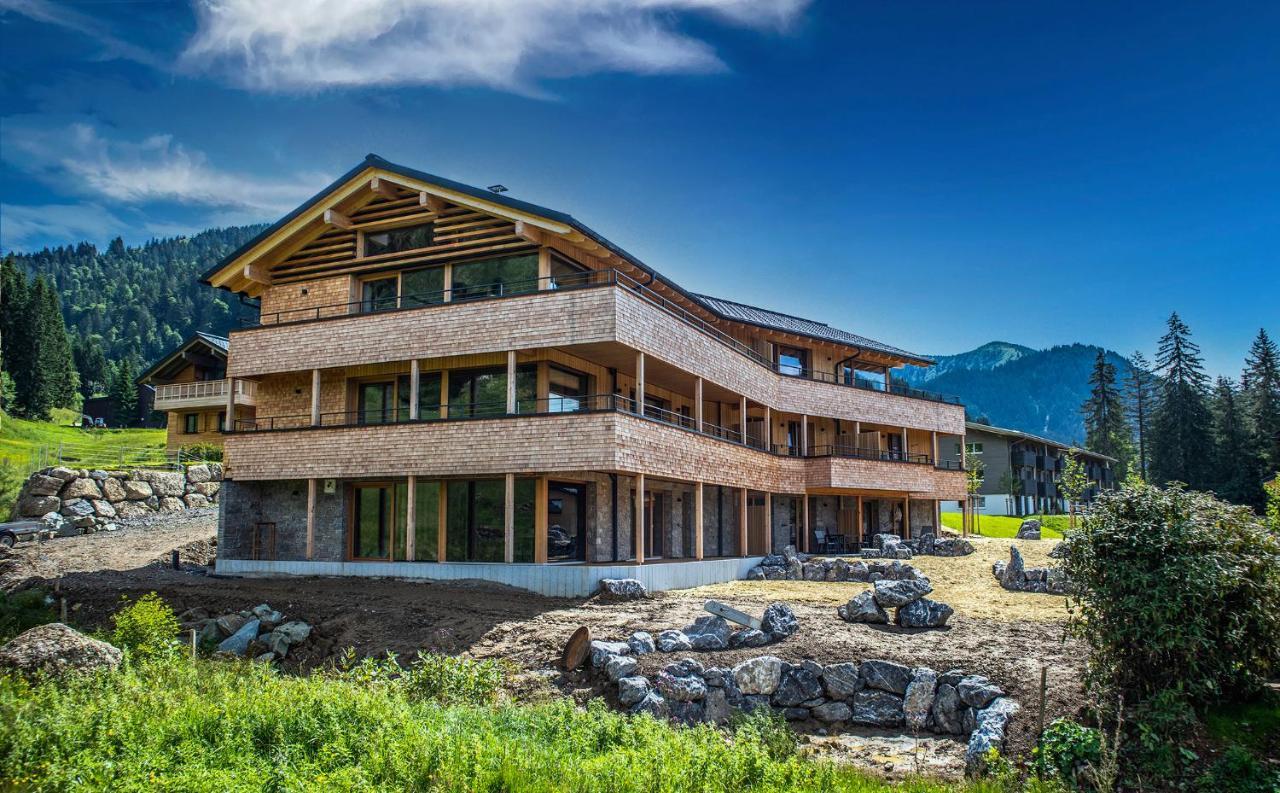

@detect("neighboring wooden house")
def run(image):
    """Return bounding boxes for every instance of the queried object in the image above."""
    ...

[198,154,969,595]
[937,421,1118,517]
[137,332,257,451]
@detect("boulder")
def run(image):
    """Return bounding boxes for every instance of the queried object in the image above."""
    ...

[590,640,630,668]
[17,495,60,517]
[133,470,186,497]
[90,500,117,518]
[617,676,651,707]
[1048,542,1068,559]
[904,668,938,731]
[772,664,823,707]
[930,683,967,734]
[0,623,123,676]
[934,537,975,557]
[849,689,906,727]
[122,480,153,500]
[847,561,871,581]
[802,561,826,581]
[837,590,889,624]
[217,618,261,656]
[600,578,648,599]
[668,701,705,726]
[100,477,127,502]
[728,628,771,648]
[605,654,639,682]
[957,675,1004,709]
[822,662,864,699]
[655,670,706,701]
[186,464,212,483]
[157,496,185,512]
[812,701,852,723]
[183,494,210,509]
[966,697,1021,775]
[60,477,102,500]
[895,598,954,629]
[1000,546,1026,588]
[859,659,912,694]
[732,655,784,695]
[683,615,731,651]
[59,499,95,519]
[193,481,221,498]
[872,578,933,608]
[114,501,153,519]
[24,474,64,497]
[630,691,669,719]
[47,467,77,481]
[251,604,284,629]
[888,546,914,560]
[745,566,766,581]
[1015,519,1042,540]
[760,553,786,567]
[216,613,250,637]
[627,631,655,655]
[704,687,732,724]
[272,620,311,647]
[760,602,798,639]
[656,630,691,653]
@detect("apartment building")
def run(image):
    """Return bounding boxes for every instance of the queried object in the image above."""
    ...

[138,332,257,450]
[939,422,1117,517]
[200,154,968,595]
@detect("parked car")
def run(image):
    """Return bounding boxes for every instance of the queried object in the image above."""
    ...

[0,519,56,548]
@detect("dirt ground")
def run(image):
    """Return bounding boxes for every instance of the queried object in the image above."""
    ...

[1,515,1085,780]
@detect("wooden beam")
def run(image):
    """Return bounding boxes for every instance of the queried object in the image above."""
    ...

[635,474,646,565]
[370,177,398,199]
[406,475,416,561]
[739,487,749,557]
[437,481,448,561]
[420,192,448,213]
[514,220,543,245]
[409,360,420,421]
[694,482,704,560]
[504,473,515,564]
[324,209,354,229]
[243,263,270,285]
[506,351,517,414]
[694,377,704,432]
[535,476,549,563]
[310,369,321,426]
[225,378,236,431]
[802,494,810,553]
[306,478,316,560]
[635,351,645,415]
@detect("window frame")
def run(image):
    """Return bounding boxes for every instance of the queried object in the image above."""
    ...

[359,221,436,259]
[183,413,200,434]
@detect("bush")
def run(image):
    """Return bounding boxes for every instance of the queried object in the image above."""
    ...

[0,590,55,643]
[180,442,223,463]
[399,651,506,705]
[1063,481,1280,707]
[111,592,180,660]
[1032,719,1101,788]
[1194,745,1279,793]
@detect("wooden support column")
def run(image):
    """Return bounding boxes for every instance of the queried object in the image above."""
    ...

[635,351,645,414]
[694,377,704,431]
[856,496,864,545]
[801,494,810,552]
[694,482,705,560]
[935,499,942,534]
[739,396,748,444]
[437,482,448,561]
[504,473,515,563]
[439,370,449,419]
[442,263,453,302]
[225,377,237,431]
[854,421,861,449]
[409,360,420,421]
[902,427,909,460]
[764,492,772,553]
[310,369,321,426]
[801,414,809,456]
[763,406,772,451]
[635,474,646,564]
[506,351,517,414]
[535,477,549,563]
[306,478,316,560]
[904,495,911,539]
[739,487,749,557]
[931,431,938,464]
[537,247,551,288]
[405,475,416,560]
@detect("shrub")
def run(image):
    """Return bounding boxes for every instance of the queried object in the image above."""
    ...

[0,589,55,643]
[399,651,506,705]
[1193,745,1279,793]
[1063,481,1280,708]
[180,442,223,463]
[111,592,180,660]
[1032,719,1101,788]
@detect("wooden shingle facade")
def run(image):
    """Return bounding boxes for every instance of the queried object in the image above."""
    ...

[202,155,968,593]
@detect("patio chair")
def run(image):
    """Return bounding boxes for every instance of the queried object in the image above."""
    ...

[813,528,829,553]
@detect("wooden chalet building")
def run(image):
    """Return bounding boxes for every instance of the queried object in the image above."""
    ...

[138,332,257,451]
[201,154,968,595]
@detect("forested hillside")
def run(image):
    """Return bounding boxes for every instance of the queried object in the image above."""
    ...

[10,225,267,370]
[898,342,1135,444]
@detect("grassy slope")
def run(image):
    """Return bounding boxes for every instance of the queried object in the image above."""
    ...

[940,513,1068,539]
[0,655,1000,793]
[0,408,166,472]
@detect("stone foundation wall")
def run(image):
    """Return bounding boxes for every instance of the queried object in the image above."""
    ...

[12,465,223,533]
[218,479,346,561]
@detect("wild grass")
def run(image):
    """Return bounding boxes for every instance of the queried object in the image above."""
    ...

[0,654,1004,792]
[0,407,166,473]
[940,513,1068,539]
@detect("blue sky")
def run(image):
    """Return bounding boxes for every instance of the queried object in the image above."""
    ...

[1,1,1275,376]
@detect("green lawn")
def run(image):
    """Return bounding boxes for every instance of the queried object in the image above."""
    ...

[940,512,1069,539]
[0,408,166,473]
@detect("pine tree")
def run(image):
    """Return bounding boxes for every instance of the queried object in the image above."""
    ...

[109,358,140,427]
[39,281,79,411]
[1081,350,1132,478]
[1209,377,1262,506]
[0,257,31,401]
[72,333,110,399]
[1241,328,1280,472]
[1149,312,1214,489]
[14,277,59,420]
[1125,351,1156,481]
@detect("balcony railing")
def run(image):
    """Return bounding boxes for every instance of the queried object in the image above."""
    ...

[238,268,961,406]
[154,378,257,406]
[232,398,963,472]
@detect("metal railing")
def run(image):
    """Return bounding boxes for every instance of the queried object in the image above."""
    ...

[805,444,934,466]
[238,267,960,406]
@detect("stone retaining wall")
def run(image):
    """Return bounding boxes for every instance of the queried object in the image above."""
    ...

[12,465,223,533]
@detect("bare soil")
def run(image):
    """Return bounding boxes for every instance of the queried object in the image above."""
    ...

[1,513,1086,780]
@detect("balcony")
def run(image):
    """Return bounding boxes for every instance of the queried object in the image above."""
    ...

[154,379,257,411]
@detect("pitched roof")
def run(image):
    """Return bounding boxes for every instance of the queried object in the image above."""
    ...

[204,154,932,366]
[195,332,229,352]
[696,294,932,365]
[136,332,230,384]
[965,421,1118,463]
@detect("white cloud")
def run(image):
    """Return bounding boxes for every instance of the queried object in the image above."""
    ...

[0,0,163,68]
[0,203,129,251]
[180,0,810,93]
[2,122,327,216]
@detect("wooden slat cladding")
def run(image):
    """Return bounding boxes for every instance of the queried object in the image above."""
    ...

[269,194,527,284]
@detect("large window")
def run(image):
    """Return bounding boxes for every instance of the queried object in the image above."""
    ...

[395,479,440,562]
[395,371,444,420]
[446,480,505,562]
[364,222,434,257]
[353,484,404,560]
[401,267,445,308]
[547,366,588,413]
[841,362,887,390]
[547,481,585,562]
[548,254,588,289]
[448,366,535,417]
[360,277,398,313]
[450,254,538,301]
[776,346,809,377]
[357,382,396,424]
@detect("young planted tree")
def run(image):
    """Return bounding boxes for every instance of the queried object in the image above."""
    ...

[1242,328,1280,473]
[998,469,1022,517]
[1125,351,1156,481]
[1149,313,1214,489]
[1209,377,1262,506]
[1059,451,1088,528]
[963,447,985,535]
[1081,350,1132,478]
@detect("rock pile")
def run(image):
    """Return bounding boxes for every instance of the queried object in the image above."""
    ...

[11,465,223,533]
[992,546,1070,595]
[747,545,924,583]
[1014,519,1041,540]
[837,576,954,628]
[180,603,313,663]
[0,622,123,676]
[593,651,1017,774]
[629,602,799,653]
